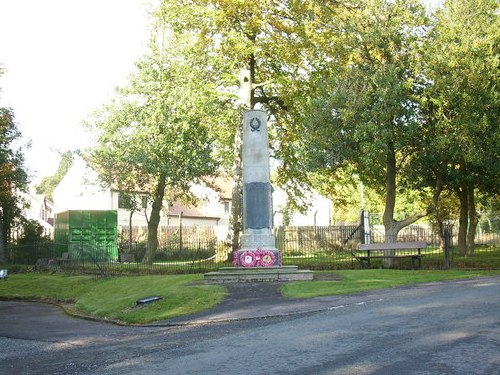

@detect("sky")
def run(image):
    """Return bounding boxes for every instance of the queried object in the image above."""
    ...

[0,0,154,183]
[0,0,442,186]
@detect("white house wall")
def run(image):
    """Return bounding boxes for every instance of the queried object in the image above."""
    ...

[167,216,220,227]
[53,157,230,228]
[20,189,54,232]
[273,188,331,227]
[189,183,231,226]
[52,157,329,229]
[52,158,112,213]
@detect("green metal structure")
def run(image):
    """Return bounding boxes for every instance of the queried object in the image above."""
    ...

[54,210,118,261]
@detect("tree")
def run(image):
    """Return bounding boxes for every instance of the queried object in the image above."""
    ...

[118,192,144,253]
[0,105,30,263]
[420,0,500,254]
[85,30,221,264]
[294,0,432,265]
[35,150,73,201]
[15,218,47,245]
[154,0,327,251]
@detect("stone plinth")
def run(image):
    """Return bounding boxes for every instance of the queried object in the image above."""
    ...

[204,266,314,283]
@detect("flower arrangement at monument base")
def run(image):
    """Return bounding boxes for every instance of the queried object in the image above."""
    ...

[233,247,282,268]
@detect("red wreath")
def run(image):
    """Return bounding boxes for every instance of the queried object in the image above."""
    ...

[260,250,276,267]
[239,251,257,267]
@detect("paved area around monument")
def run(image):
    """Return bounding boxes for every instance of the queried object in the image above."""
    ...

[158,277,390,326]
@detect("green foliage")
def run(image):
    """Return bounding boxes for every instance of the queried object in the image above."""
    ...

[311,171,385,223]
[85,22,234,261]
[155,0,330,172]
[298,0,428,184]
[86,32,221,193]
[0,95,30,258]
[287,0,433,242]
[86,0,498,248]
[15,218,49,245]
[420,0,500,192]
[118,192,143,213]
[35,151,73,200]
[417,0,500,252]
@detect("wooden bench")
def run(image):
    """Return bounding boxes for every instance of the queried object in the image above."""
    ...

[353,241,427,270]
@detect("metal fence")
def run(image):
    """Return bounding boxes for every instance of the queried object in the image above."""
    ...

[3,223,500,275]
[4,237,230,276]
[275,223,500,271]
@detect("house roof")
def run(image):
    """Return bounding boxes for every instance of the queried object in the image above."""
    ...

[110,175,234,201]
[166,176,233,219]
[202,175,234,200]
[167,202,219,219]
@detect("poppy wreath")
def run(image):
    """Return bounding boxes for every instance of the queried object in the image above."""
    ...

[259,250,276,267]
[239,251,257,267]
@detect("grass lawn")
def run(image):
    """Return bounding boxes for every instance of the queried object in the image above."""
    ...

[0,270,499,325]
[0,273,227,324]
[281,269,500,298]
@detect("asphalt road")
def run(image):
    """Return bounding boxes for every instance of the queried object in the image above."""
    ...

[1,277,499,375]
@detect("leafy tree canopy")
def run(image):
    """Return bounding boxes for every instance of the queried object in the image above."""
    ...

[85,26,229,262]
[0,69,30,259]
[35,150,74,201]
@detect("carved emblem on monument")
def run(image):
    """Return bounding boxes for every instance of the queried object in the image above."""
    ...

[250,117,261,132]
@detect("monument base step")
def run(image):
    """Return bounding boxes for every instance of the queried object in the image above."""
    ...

[204,266,314,283]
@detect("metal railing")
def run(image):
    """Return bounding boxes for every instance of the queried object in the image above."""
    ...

[3,224,500,274]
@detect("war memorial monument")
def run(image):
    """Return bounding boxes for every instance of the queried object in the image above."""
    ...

[205,110,313,282]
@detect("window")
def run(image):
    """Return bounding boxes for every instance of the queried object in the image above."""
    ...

[118,192,130,209]
[224,201,230,214]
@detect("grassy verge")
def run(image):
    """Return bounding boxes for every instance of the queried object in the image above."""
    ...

[0,273,227,324]
[281,269,500,298]
[1,270,499,325]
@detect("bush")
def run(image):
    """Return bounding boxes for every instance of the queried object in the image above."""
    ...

[154,239,216,261]
[15,219,49,245]
[119,241,146,262]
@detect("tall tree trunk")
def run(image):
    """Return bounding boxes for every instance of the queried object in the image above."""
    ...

[128,211,134,254]
[457,184,468,255]
[431,176,447,252]
[228,125,243,253]
[227,59,256,255]
[382,142,432,267]
[143,174,167,264]
[383,142,398,267]
[466,182,477,256]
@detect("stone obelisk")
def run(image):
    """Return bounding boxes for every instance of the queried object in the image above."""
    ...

[236,109,280,267]
[204,109,314,281]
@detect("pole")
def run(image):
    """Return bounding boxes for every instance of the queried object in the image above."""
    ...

[444,227,451,269]
[179,212,183,253]
[0,207,5,264]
